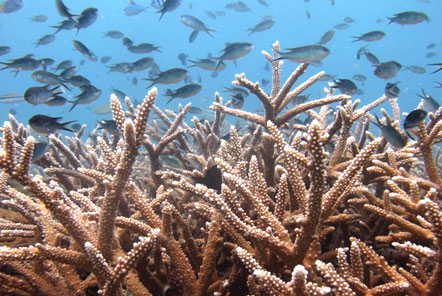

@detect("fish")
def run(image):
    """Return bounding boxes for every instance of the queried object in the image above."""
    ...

[127,43,161,54]
[426,52,437,59]
[318,74,337,81]
[67,75,90,87]
[352,30,385,42]
[291,94,310,105]
[45,95,68,107]
[165,84,202,104]
[426,43,436,49]
[127,57,154,73]
[122,37,134,47]
[191,165,222,193]
[93,104,112,115]
[188,106,202,114]
[107,63,132,74]
[231,93,244,109]
[52,18,77,34]
[352,74,367,83]
[388,11,429,25]
[124,0,148,16]
[215,42,254,70]
[344,16,355,23]
[31,141,49,162]
[274,45,330,63]
[205,10,216,20]
[69,85,102,111]
[178,53,188,65]
[34,34,56,48]
[189,30,199,43]
[29,115,76,134]
[97,120,120,136]
[374,61,402,79]
[428,62,442,74]
[435,82,442,88]
[257,0,269,6]
[55,0,76,18]
[188,58,227,71]
[110,87,128,100]
[132,77,138,86]
[0,46,11,56]
[372,115,406,148]
[404,109,427,139]
[31,70,70,90]
[59,66,78,80]
[144,68,188,88]
[53,60,73,72]
[222,86,249,98]
[0,93,24,104]
[330,79,357,95]
[0,57,41,76]
[24,85,63,105]
[246,18,274,36]
[362,49,380,65]
[318,30,335,45]
[102,30,124,39]
[38,58,55,70]
[225,1,251,12]
[180,15,216,37]
[333,23,349,30]
[385,82,400,98]
[417,88,440,113]
[157,0,182,21]
[30,14,48,23]
[76,7,98,34]
[404,65,426,74]
[100,56,112,64]
[72,40,97,62]
[0,0,23,14]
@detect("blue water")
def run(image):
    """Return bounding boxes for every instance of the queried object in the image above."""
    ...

[0,0,441,134]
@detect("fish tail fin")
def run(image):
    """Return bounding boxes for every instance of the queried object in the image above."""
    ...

[69,103,77,112]
[13,70,19,77]
[351,37,360,42]
[387,17,394,24]
[61,121,76,132]
[214,59,223,71]
[145,81,155,89]
[166,96,175,104]
[165,89,172,96]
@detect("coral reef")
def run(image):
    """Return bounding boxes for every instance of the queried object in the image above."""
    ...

[1,41,442,296]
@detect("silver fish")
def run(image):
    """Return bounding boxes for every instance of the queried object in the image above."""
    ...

[72,40,97,62]
[330,79,357,95]
[124,0,148,16]
[145,68,188,88]
[404,109,427,139]
[388,11,429,25]
[0,46,11,56]
[157,0,182,21]
[128,43,161,54]
[180,15,216,37]
[52,18,77,34]
[30,14,48,22]
[352,30,385,42]
[53,60,73,72]
[127,57,154,73]
[165,84,202,103]
[404,65,426,74]
[102,30,124,39]
[45,95,67,106]
[76,8,98,34]
[374,61,401,79]
[318,30,335,45]
[59,66,78,79]
[31,70,70,89]
[188,59,227,71]
[215,42,253,70]
[274,45,330,63]
[34,34,56,48]
[69,85,102,111]
[246,18,274,36]
[0,57,41,76]
[55,0,76,18]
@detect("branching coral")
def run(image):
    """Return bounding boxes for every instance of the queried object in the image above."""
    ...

[1,41,442,296]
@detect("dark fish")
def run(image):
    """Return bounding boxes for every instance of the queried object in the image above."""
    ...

[0,57,41,76]
[38,58,55,70]
[426,52,437,59]
[191,165,222,193]
[426,43,436,49]
[246,17,274,36]
[352,30,385,42]
[51,18,77,34]
[54,60,72,72]
[128,43,161,54]
[72,40,97,62]
[231,93,244,109]
[59,66,78,79]
[344,16,355,23]
[31,70,70,90]
[417,88,440,113]
[29,115,75,134]
[374,61,401,79]
[69,85,102,111]
[67,75,90,87]
[274,45,330,63]
[404,65,426,74]
[122,37,134,47]
[157,0,182,21]
[0,46,11,56]
[97,120,120,136]
[330,79,357,95]
[188,58,227,71]
[180,15,216,37]
[189,30,199,43]
[70,123,82,132]
[404,109,427,139]
[318,30,335,45]
[372,115,406,148]
[55,0,76,18]
[388,11,429,25]
[100,56,112,64]
[258,0,269,7]
[127,57,154,72]
[32,141,49,162]
[102,30,124,39]
[362,48,380,65]
[145,68,188,88]
[165,83,202,103]
[188,106,202,114]
[124,0,148,16]
[45,95,67,106]
[107,62,132,74]
[291,94,310,105]
[215,42,254,70]
[76,8,98,34]
[225,1,250,12]
[9,108,16,115]
[24,85,62,105]
[385,82,400,98]
[428,62,442,74]
[30,14,48,22]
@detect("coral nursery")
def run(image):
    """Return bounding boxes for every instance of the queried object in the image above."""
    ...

[1,42,442,296]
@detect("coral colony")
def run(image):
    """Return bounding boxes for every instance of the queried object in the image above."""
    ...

[1,42,442,296]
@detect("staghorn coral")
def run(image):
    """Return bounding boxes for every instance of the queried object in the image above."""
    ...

[0,41,442,296]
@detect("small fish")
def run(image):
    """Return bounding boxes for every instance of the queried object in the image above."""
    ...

[188,106,202,114]
[215,42,253,70]
[55,0,76,18]
[318,30,335,45]
[127,57,154,73]
[110,87,127,100]
[426,43,436,50]
[93,104,112,115]
[191,165,222,193]
[376,18,384,24]
[107,63,132,74]
[67,75,90,87]
[291,94,310,105]
[31,70,70,89]
[0,0,23,14]
[385,82,400,98]
[157,0,182,21]
[261,79,269,86]
[31,141,49,162]
[231,93,244,109]
[59,66,78,79]
[189,30,199,43]
[1,57,41,76]
[178,53,188,65]
[97,120,119,136]
[404,65,426,74]
[246,17,274,36]
[72,40,97,62]
[222,86,249,98]
[102,30,124,39]
[76,8,98,34]
[45,95,67,106]
[374,61,402,79]
[29,115,75,134]
[69,85,102,111]
[0,93,24,104]
[0,46,11,56]
[305,10,311,19]
[333,23,349,30]
[404,109,427,139]
[38,58,55,70]
[330,79,357,95]
[225,1,250,12]
[388,11,429,25]
[215,10,226,17]
[362,49,380,65]
[426,52,437,59]
[124,0,148,16]
[344,16,355,23]
[318,74,336,81]
[352,30,385,42]
[24,85,62,105]
[52,18,77,34]
[128,43,161,54]
[54,60,73,72]
[274,45,330,63]
[34,34,56,48]
[122,37,134,47]
[132,77,138,86]
[165,84,202,104]
[205,10,216,20]
[428,62,442,74]
[372,115,406,148]
[180,15,216,37]
[188,58,227,71]
[70,123,82,132]
[30,14,48,23]
[417,88,440,113]
[145,68,188,88]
